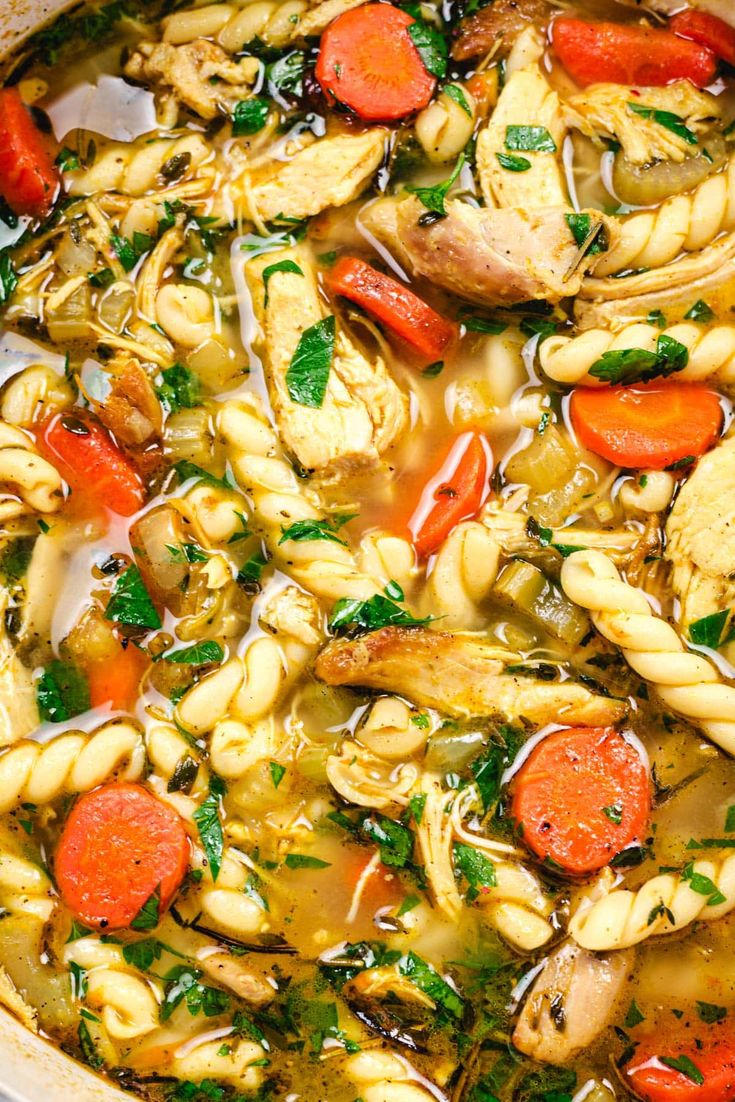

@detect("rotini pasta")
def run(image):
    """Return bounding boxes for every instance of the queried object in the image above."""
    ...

[0,422,63,519]
[415,84,477,165]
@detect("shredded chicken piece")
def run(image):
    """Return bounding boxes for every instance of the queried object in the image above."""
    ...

[513,941,633,1065]
[452,0,555,61]
[124,39,258,118]
[362,198,617,307]
[345,967,435,1009]
[242,129,387,223]
[315,627,626,725]
[0,591,38,744]
[244,245,407,476]
[198,952,274,1006]
[326,740,419,809]
[415,773,462,920]
[665,437,735,629]
[566,82,721,166]
[91,353,163,479]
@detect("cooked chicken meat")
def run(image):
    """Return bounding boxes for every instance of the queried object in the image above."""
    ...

[124,39,259,118]
[452,0,555,61]
[315,627,626,724]
[666,437,735,630]
[243,245,407,475]
[513,942,633,1065]
[362,198,616,307]
[242,130,387,224]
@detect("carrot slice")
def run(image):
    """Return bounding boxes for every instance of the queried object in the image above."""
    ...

[551,18,717,88]
[87,643,148,712]
[38,410,145,517]
[512,727,650,876]
[0,88,60,217]
[408,431,491,558]
[315,4,436,121]
[55,783,189,929]
[329,256,457,363]
[624,1027,735,1102]
[570,382,722,470]
[671,10,735,68]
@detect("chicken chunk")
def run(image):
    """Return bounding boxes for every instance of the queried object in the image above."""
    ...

[124,39,258,119]
[666,437,735,631]
[477,63,568,209]
[452,0,555,61]
[513,941,633,1065]
[576,228,735,330]
[243,245,407,476]
[363,198,616,308]
[315,627,626,725]
[92,353,163,479]
[243,130,387,224]
[565,82,721,167]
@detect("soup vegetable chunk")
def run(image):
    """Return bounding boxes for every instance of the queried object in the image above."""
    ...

[3,0,735,1099]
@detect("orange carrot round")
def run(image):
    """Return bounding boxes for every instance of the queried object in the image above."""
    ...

[408,431,491,558]
[39,411,145,517]
[315,4,436,121]
[87,643,148,712]
[512,727,650,876]
[0,88,60,218]
[570,382,722,470]
[55,783,189,929]
[624,1026,735,1102]
[329,256,457,363]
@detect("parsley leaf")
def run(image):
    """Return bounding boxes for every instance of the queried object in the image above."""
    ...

[682,861,726,905]
[328,594,430,635]
[270,761,286,789]
[406,153,465,216]
[131,886,161,931]
[36,659,90,723]
[163,640,224,665]
[105,565,161,630]
[279,516,353,546]
[602,803,623,825]
[589,333,689,385]
[628,102,698,145]
[361,814,413,868]
[285,315,335,407]
[505,125,557,153]
[453,842,497,898]
[565,212,605,255]
[0,251,18,305]
[232,97,270,136]
[262,258,303,305]
[193,782,225,881]
[685,299,715,323]
[78,1019,102,1069]
[407,21,448,79]
[495,151,531,172]
[399,951,464,1018]
[697,1000,727,1024]
[659,1055,704,1085]
[688,609,729,649]
[284,853,331,869]
[160,966,230,1022]
[157,363,201,413]
[625,999,645,1027]
[443,83,471,116]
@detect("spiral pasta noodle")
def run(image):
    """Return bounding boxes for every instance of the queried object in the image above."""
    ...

[1,365,73,428]
[0,421,63,520]
[560,550,735,757]
[0,851,54,922]
[162,0,307,51]
[593,157,735,277]
[539,321,735,385]
[218,397,379,602]
[421,520,499,631]
[415,84,477,165]
[569,853,735,950]
[345,1051,437,1102]
[0,722,146,813]
[68,134,212,199]
[62,938,160,1040]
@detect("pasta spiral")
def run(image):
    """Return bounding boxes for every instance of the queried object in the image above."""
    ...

[569,854,735,950]
[539,322,735,385]
[560,550,735,757]
[68,134,212,199]
[218,397,378,602]
[421,520,499,631]
[0,721,146,813]
[415,85,477,165]
[345,1050,436,1102]
[162,0,307,51]
[0,851,54,922]
[0,421,63,519]
[62,938,159,1040]
[593,157,735,277]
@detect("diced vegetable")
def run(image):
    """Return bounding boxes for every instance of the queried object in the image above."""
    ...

[512,727,650,875]
[0,88,60,217]
[570,382,722,470]
[315,4,436,121]
[55,783,190,928]
[39,411,144,517]
[408,431,491,557]
[328,256,457,364]
[551,18,717,88]
[670,10,735,68]
[492,559,590,645]
[624,1027,735,1102]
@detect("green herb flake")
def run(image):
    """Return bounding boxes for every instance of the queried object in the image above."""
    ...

[505,125,557,153]
[422,360,444,377]
[495,152,531,172]
[163,641,224,665]
[407,21,448,79]
[659,1055,705,1085]
[232,97,270,136]
[688,609,729,649]
[453,842,497,897]
[565,212,604,255]
[406,153,464,216]
[408,793,427,825]
[88,267,115,289]
[193,784,225,881]
[628,102,698,145]
[157,363,201,413]
[648,309,666,328]
[726,805,735,832]
[269,761,286,789]
[624,1000,645,1028]
[397,894,421,917]
[682,861,727,905]
[697,1000,727,1023]
[328,594,430,635]
[0,251,18,305]
[602,802,623,825]
[685,299,715,323]
[78,1019,103,1069]
[284,853,331,869]
[279,516,353,546]
[399,950,464,1018]
[36,659,90,723]
[131,886,161,931]
[105,565,161,630]
[286,315,335,407]
[589,333,689,385]
[361,814,413,868]
[443,83,472,116]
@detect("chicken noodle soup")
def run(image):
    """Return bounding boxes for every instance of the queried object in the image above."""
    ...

[1,0,735,1099]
